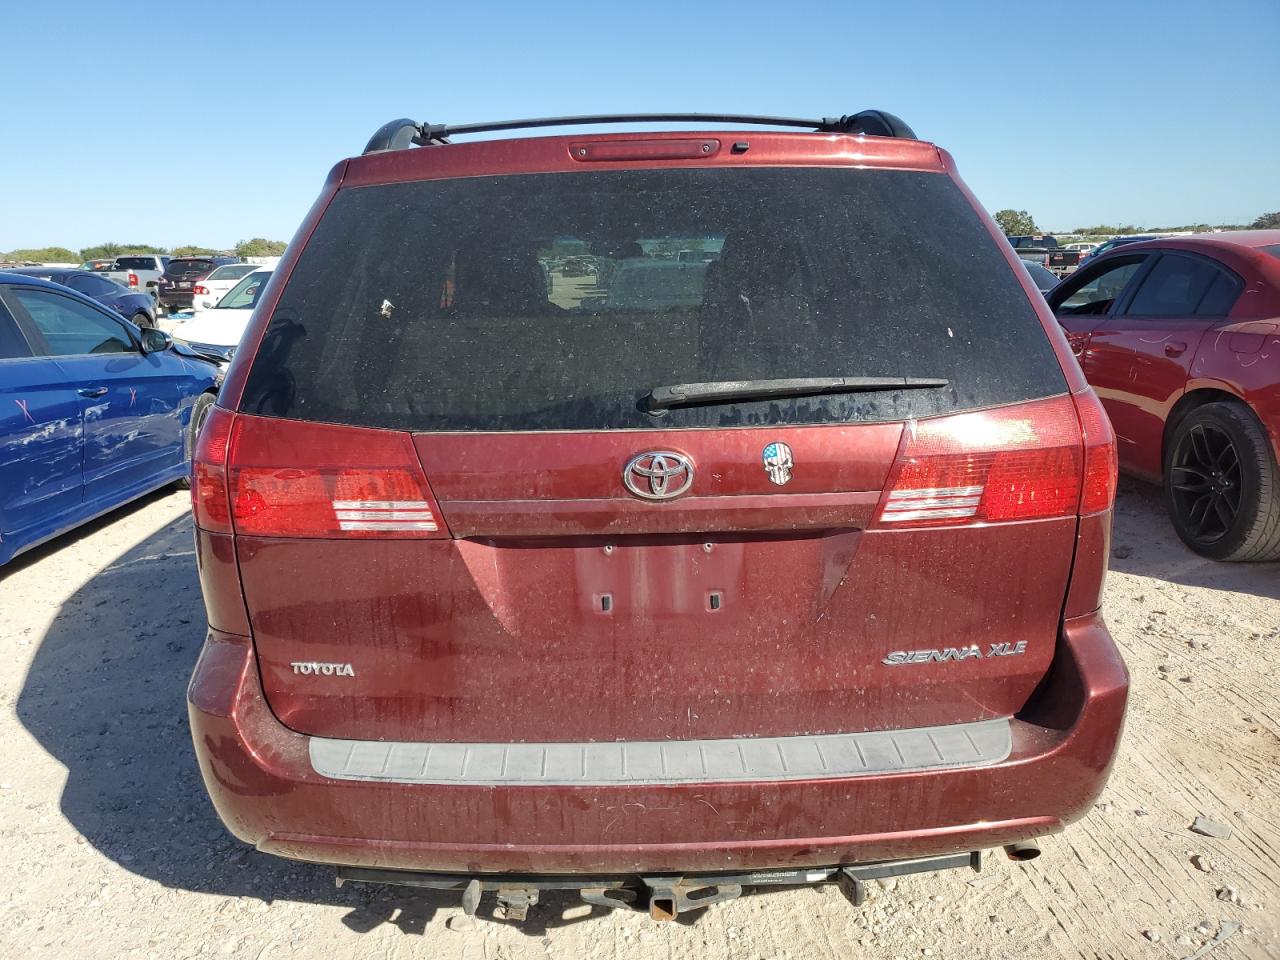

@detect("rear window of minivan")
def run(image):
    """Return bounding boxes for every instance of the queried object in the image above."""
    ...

[241,167,1065,431]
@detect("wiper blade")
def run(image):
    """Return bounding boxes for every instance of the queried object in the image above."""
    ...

[644,377,949,412]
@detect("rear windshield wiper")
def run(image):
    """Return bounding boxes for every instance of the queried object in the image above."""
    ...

[644,377,949,413]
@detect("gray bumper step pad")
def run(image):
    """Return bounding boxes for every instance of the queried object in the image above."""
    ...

[309,717,1012,786]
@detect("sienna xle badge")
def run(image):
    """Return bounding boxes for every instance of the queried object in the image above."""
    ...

[188,110,1128,922]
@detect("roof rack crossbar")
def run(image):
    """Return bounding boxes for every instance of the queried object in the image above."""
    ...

[363,111,916,155]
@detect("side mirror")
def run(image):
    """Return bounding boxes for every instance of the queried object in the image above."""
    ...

[141,327,172,353]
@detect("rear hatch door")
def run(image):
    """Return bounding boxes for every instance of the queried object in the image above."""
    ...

[231,159,1077,743]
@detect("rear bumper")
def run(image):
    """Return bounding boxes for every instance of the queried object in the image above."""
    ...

[160,290,194,309]
[188,612,1127,874]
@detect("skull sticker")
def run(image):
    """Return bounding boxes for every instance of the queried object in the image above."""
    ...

[762,441,794,486]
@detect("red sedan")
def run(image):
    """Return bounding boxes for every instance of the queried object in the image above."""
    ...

[1048,231,1280,561]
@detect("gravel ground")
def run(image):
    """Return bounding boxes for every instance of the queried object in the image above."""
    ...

[1,480,1277,959]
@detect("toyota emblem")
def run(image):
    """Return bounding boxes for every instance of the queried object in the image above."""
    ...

[623,451,694,500]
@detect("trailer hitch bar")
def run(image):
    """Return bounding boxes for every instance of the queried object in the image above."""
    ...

[335,850,982,921]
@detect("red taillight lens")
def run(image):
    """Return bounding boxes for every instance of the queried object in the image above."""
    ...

[128,272,139,287]
[227,416,448,539]
[191,405,235,533]
[875,395,1084,528]
[1075,389,1117,514]
[193,284,208,295]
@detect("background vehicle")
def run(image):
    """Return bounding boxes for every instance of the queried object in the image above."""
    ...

[1077,235,1160,268]
[1007,235,1080,275]
[157,256,238,315]
[171,269,271,369]
[187,111,1126,919]
[4,268,157,327]
[191,262,265,314]
[1064,241,1100,258]
[1049,231,1280,560]
[1020,257,1060,294]
[90,254,168,307]
[559,256,595,277]
[0,273,217,566]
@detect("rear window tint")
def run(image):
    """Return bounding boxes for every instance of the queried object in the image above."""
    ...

[164,259,213,276]
[1127,255,1223,316]
[115,256,158,269]
[1195,270,1242,316]
[242,168,1065,431]
[65,274,116,296]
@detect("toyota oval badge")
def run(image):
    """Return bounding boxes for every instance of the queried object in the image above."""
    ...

[623,451,694,501]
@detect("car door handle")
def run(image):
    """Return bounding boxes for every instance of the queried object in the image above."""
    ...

[1164,341,1187,357]
[78,386,109,398]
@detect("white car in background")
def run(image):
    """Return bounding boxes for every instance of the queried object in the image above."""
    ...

[191,262,266,314]
[171,270,272,375]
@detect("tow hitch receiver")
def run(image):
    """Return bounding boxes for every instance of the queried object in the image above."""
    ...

[642,877,743,921]
[335,850,982,922]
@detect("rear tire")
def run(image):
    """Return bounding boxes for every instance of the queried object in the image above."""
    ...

[176,393,217,490]
[132,311,154,329]
[1164,401,1280,561]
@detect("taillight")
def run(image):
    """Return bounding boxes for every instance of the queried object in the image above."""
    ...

[1074,389,1117,514]
[226,416,448,539]
[191,406,235,534]
[193,284,208,295]
[875,395,1084,528]
[128,272,139,287]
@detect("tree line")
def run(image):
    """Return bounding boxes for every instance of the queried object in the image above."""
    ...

[2,238,289,264]
[993,209,1279,236]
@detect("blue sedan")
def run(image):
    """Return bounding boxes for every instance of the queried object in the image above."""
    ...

[0,272,219,566]
[6,268,158,327]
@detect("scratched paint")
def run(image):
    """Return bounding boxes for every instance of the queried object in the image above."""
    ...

[0,331,216,565]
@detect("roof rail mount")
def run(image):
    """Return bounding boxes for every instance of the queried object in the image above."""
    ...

[361,111,916,155]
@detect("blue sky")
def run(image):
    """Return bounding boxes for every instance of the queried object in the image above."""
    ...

[2,0,1276,251]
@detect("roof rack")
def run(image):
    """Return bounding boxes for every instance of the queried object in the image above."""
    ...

[362,111,916,155]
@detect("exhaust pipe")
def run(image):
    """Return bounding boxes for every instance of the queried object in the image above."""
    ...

[1003,840,1041,862]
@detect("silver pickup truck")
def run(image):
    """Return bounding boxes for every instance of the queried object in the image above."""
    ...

[91,254,169,308]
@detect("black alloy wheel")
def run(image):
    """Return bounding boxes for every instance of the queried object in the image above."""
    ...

[1168,419,1241,546]
[1164,401,1280,561]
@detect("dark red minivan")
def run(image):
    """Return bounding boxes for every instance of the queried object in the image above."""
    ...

[187,111,1129,920]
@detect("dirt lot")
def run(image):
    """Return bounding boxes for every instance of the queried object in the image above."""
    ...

[1,481,1277,959]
